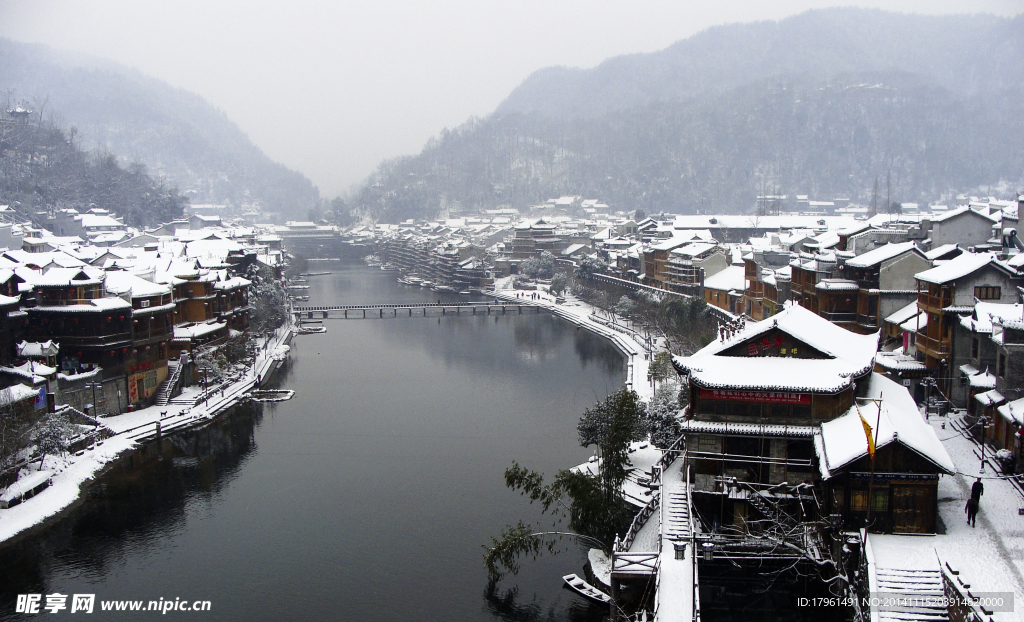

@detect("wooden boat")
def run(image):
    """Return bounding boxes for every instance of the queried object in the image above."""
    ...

[562,574,611,604]
[299,272,332,276]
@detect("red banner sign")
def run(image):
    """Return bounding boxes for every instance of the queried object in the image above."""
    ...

[700,389,811,405]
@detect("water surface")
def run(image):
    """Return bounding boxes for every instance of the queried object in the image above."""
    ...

[0,261,625,621]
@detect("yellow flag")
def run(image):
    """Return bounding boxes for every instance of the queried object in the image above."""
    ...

[858,406,875,461]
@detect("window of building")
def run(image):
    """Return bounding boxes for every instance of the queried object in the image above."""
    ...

[972,338,979,359]
[872,489,889,512]
[697,435,722,453]
[999,353,1006,378]
[851,490,868,512]
[975,286,1001,300]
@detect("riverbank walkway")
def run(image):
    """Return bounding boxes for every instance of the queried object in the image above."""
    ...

[0,322,295,546]
[490,279,658,402]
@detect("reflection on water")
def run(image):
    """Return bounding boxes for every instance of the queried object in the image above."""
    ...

[483,577,608,622]
[0,403,265,619]
[0,263,625,622]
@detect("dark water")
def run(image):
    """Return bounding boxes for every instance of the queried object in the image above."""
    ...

[0,262,626,621]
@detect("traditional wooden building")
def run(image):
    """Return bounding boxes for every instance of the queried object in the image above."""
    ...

[23,268,132,378]
[673,305,952,533]
[673,305,879,526]
[105,271,175,405]
[914,252,1021,393]
[815,373,954,533]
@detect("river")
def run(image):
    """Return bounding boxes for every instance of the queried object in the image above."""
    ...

[0,261,627,621]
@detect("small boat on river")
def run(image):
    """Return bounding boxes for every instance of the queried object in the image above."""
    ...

[562,574,611,604]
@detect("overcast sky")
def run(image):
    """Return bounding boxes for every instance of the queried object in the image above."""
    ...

[0,0,1020,198]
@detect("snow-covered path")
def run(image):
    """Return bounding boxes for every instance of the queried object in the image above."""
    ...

[930,413,1024,619]
[870,410,1024,621]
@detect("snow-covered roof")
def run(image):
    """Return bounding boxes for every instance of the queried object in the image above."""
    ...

[703,265,746,291]
[668,242,717,259]
[924,244,960,260]
[674,305,879,393]
[930,205,997,223]
[212,276,251,291]
[17,340,58,357]
[103,271,172,299]
[899,312,927,333]
[915,252,997,285]
[885,301,920,326]
[34,297,132,313]
[959,302,1024,334]
[817,373,954,476]
[30,267,103,287]
[968,369,997,389]
[0,469,52,504]
[845,241,920,268]
[873,351,927,372]
[0,383,39,408]
[174,321,227,340]
[816,278,859,291]
[997,397,1024,426]
[975,389,1005,407]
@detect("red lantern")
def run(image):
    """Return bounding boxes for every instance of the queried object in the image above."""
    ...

[109,350,114,356]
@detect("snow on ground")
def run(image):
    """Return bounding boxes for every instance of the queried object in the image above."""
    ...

[0,323,294,545]
[0,435,135,543]
[492,278,655,401]
[588,548,612,588]
[869,410,1024,621]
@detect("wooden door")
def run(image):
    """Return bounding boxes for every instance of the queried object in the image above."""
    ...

[892,484,935,534]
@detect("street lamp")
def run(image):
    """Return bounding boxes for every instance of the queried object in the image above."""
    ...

[84,382,102,417]
[980,415,991,473]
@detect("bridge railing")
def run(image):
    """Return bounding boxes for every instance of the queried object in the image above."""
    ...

[294,301,526,312]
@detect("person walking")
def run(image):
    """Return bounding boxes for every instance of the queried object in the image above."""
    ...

[966,496,979,527]
[972,477,984,501]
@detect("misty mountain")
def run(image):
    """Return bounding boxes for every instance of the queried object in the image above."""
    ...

[0,39,321,219]
[497,9,1024,120]
[0,119,187,228]
[355,9,1024,222]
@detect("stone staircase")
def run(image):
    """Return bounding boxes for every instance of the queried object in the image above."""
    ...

[873,566,949,622]
[663,482,692,540]
[154,361,182,407]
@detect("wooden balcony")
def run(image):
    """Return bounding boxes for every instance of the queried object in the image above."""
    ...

[918,293,952,312]
[915,333,950,358]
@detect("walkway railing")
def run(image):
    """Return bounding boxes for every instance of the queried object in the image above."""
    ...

[614,493,660,553]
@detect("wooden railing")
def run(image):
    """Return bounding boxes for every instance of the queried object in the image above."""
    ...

[614,493,660,553]
[916,333,950,356]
